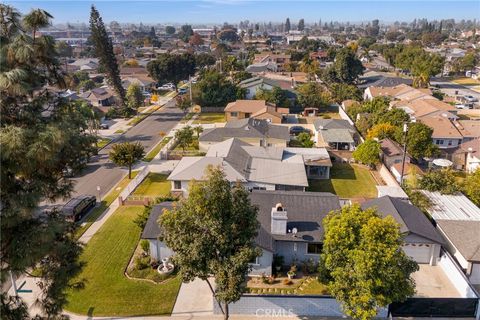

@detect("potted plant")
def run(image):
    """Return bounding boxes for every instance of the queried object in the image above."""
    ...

[287,270,296,280]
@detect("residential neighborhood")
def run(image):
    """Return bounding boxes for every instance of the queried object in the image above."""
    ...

[1,1,480,320]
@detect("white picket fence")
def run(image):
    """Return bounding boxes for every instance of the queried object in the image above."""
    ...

[118,165,150,200]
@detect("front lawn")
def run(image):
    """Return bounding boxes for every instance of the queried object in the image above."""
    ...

[452,77,480,86]
[132,173,171,197]
[192,112,225,124]
[66,206,182,317]
[143,137,171,162]
[307,163,377,199]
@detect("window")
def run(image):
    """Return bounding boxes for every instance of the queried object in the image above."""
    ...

[435,139,444,145]
[230,112,238,117]
[307,243,323,254]
[249,256,260,265]
[448,140,452,146]
[252,186,266,191]
[173,181,182,190]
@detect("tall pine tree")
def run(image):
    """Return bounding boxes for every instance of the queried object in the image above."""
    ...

[89,5,126,106]
[285,18,291,33]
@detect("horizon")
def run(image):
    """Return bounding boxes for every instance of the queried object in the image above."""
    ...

[6,0,480,25]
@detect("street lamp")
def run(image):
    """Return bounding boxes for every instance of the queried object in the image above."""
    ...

[400,123,408,187]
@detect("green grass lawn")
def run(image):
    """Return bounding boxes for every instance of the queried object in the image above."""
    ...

[132,173,171,197]
[173,137,199,152]
[307,163,377,199]
[453,77,480,86]
[192,112,225,124]
[96,137,112,149]
[143,137,172,162]
[75,171,139,239]
[66,206,182,317]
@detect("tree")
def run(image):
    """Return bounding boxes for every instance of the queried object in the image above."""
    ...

[89,6,126,105]
[126,83,143,110]
[1,5,94,317]
[189,32,204,46]
[329,83,362,103]
[160,167,260,320]
[165,25,176,35]
[195,53,216,68]
[297,132,314,148]
[322,205,418,320]
[404,122,438,160]
[109,141,145,179]
[463,169,480,206]
[296,83,332,110]
[176,95,191,114]
[353,139,381,168]
[78,79,96,91]
[255,87,290,108]
[419,168,459,194]
[192,70,238,109]
[459,52,477,72]
[22,8,52,44]
[285,18,291,33]
[298,18,305,31]
[179,24,193,42]
[174,126,194,154]
[358,37,377,49]
[217,29,239,43]
[193,126,204,139]
[329,48,365,84]
[366,123,397,140]
[147,53,195,89]
[222,55,240,73]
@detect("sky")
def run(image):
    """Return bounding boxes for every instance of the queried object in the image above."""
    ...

[7,0,480,25]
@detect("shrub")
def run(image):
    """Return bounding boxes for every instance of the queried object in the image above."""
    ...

[261,273,276,285]
[302,258,317,275]
[133,205,151,229]
[317,256,333,284]
[140,239,150,255]
[134,256,150,270]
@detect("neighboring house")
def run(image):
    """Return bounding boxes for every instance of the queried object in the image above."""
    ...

[224,100,289,124]
[246,61,278,73]
[239,76,296,101]
[455,120,480,143]
[199,118,290,152]
[313,119,357,150]
[141,191,342,276]
[253,52,291,72]
[380,138,411,169]
[393,99,458,121]
[121,75,155,92]
[436,220,480,285]
[68,58,99,73]
[363,84,431,101]
[421,190,480,221]
[79,87,115,109]
[362,196,444,265]
[376,186,409,200]
[168,138,333,196]
[419,116,463,149]
[453,138,480,173]
[390,162,423,184]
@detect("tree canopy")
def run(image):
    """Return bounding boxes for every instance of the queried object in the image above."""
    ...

[147,53,196,87]
[192,70,239,109]
[353,139,381,167]
[322,205,418,320]
[160,167,260,319]
[109,141,145,178]
[296,83,332,110]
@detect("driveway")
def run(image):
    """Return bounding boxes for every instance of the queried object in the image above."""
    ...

[171,278,214,317]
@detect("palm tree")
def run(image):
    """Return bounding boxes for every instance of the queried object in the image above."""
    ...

[22,8,52,44]
[0,4,21,39]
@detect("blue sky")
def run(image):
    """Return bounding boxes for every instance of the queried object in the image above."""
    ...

[7,1,480,24]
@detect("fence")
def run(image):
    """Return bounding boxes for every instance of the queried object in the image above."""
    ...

[118,165,150,201]
[214,294,388,318]
[389,298,478,318]
[378,164,401,187]
[438,250,478,298]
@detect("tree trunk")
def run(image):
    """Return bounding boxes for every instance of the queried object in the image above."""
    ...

[223,302,229,320]
[128,165,132,179]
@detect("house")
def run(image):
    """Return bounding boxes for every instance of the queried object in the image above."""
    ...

[393,99,458,121]
[380,138,411,169]
[198,118,290,152]
[224,100,289,123]
[362,196,444,265]
[455,120,480,143]
[376,186,409,200]
[168,138,334,196]
[141,191,342,276]
[253,52,291,72]
[390,162,423,184]
[436,220,480,285]
[421,190,480,221]
[363,84,431,101]
[121,75,156,92]
[419,116,463,149]
[245,61,278,74]
[453,138,480,173]
[79,87,115,109]
[68,58,99,73]
[239,76,296,101]
[313,119,357,150]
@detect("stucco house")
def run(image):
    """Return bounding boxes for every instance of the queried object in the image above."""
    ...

[198,118,290,152]
[453,138,480,173]
[79,87,116,109]
[224,100,289,124]
[313,119,357,150]
[419,116,463,150]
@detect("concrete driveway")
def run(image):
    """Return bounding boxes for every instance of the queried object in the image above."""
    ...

[171,278,214,317]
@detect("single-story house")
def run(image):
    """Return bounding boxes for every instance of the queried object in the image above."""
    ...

[363,84,431,102]
[252,53,291,72]
[168,138,332,196]
[224,100,289,124]
[421,190,480,221]
[362,196,444,265]
[456,120,480,143]
[239,76,296,101]
[436,220,480,285]
[199,118,290,152]
[313,119,357,150]
[245,61,277,73]
[141,191,342,276]
[79,87,115,109]
[380,138,411,169]
[68,58,99,73]
[121,75,156,92]
[452,138,480,173]
[419,116,463,149]
[393,99,458,121]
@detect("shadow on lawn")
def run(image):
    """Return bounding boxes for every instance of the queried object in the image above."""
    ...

[329,163,357,180]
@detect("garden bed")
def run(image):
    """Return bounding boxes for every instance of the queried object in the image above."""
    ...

[246,274,329,295]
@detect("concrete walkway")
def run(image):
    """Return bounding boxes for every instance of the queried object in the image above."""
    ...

[171,278,214,317]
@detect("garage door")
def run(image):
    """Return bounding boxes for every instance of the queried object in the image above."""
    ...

[403,243,432,264]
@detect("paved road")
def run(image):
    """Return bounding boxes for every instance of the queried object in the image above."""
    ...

[430,77,480,107]
[66,99,182,202]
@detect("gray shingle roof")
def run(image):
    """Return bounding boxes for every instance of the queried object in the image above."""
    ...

[436,220,480,262]
[314,119,355,143]
[200,118,289,143]
[141,203,173,239]
[361,196,444,244]
[250,191,341,245]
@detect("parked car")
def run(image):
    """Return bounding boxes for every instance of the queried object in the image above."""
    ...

[455,104,473,109]
[289,126,311,136]
[157,83,175,91]
[100,123,109,129]
[464,95,478,103]
[62,195,96,222]
[178,88,188,95]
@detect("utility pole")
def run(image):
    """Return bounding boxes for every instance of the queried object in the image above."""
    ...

[189,75,193,104]
[400,123,408,187]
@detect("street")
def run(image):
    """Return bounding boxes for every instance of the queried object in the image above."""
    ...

[69,98,182,201]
